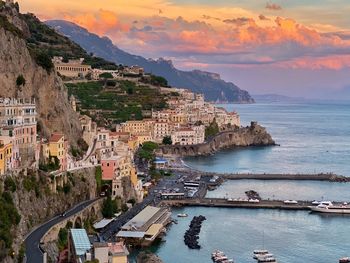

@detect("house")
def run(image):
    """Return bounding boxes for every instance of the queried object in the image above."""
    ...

[0,137,13,175]
[48,133,67,171]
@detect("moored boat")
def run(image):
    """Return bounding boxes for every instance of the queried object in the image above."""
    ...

[211,250,234,263]
[177,213,188,217]
[309,202,350,214]
[339,257,350,263]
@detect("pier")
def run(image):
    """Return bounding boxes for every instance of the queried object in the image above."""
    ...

[161,198,346,211]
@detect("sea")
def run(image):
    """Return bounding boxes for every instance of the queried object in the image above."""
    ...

[131,101,350,263]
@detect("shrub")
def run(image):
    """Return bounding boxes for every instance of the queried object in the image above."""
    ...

[34,51,54,73]
[162,136,172,145]
[4,177,16,192]
[57,228,68,251]
[16,75,26,86]
[99,72,113,79]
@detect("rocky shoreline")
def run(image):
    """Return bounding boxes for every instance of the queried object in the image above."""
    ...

[156,122,276,157]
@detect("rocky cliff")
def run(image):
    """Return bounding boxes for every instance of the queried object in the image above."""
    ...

[157,122,276,156]
[0,3,81,145]
[0,167,97,263]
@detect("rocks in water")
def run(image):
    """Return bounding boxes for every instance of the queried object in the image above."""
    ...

[137,252,163,263]
[245,190,261,200]
[184,215,206,249]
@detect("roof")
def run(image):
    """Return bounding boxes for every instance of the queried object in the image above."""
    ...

[154,157,168,164]
[70,229,91,256]
[116,231,145,238]
[93,218,114,229]
[108,242,129,256]
[122,206,160,230]
[49,133,64,143]
[145,224,163,237]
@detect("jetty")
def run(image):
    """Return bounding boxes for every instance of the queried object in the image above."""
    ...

[162,198,349,211]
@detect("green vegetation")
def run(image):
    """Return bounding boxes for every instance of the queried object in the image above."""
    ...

[0,190,21,260]
[101,195,119,218]
[138,141,158,161]
[67,80,168,125]
[205,118,220,139]
[22,175,41,197]
[162,136,172,145]
[140,74,169,87]
[16,75,26,86]
[39,155,60,172]
[99,72,113,79]
[57,227,68,251]
[22,14,118,70]
[4,177,16,192]
[34,51,54,72]
[95,166,102,193]
[0,15,23,38]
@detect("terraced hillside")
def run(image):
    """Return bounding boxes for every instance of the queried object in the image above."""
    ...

[67,80,169,126]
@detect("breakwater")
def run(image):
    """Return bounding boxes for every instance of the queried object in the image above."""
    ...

[184,215,207,249]
[163,198,346,211]
[156,122,275,157]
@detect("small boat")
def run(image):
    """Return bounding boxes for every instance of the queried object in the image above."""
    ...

[253,253,274,260]
[177,213,188,217]
[211,250,234,263]
[339,257,350,263]
[253,250,269,255]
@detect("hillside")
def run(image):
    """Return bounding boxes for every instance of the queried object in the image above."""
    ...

[46,20,255,103]
[67,80,169,127]
[0,2,81,146]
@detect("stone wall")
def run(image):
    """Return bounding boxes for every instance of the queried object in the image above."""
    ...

[156,122,275,157]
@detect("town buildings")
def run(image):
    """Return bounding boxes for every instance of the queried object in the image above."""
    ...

[117,88,240,146]
[53,57,92,78]
[68,228,129,263]
[0,98,38,174]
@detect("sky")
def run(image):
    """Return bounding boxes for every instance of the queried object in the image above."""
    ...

[19,0,350,99]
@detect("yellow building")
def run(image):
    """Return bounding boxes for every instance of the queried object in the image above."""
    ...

[108,242,129,263]
[0,138,13,175]
[48,133,67,171]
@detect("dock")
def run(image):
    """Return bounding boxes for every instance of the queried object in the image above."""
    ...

[161,198,344,211]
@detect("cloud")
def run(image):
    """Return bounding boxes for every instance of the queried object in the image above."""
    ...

[223,17,254,26]
[202,15,221,21]
[258,14,270,21]
[266,2,282,11]
[63,9,129,35]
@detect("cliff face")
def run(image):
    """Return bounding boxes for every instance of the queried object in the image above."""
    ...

[157,122,276,156]
[0,6,81,145]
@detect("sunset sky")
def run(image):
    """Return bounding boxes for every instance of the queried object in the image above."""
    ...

[19,0,350,99]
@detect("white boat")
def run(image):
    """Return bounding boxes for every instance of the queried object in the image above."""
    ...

[283,200,298,204]
[309,203,350,214]
[254,253,274,260]
[253,250,269,255]
[177,213,188,217]
[339,257,350,263]
[211,250,234,263]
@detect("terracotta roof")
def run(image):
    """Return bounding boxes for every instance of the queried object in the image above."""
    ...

[49,133,64,143]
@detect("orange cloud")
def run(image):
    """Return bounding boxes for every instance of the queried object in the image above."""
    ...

[279,55,350,70]
[64,9,129,35]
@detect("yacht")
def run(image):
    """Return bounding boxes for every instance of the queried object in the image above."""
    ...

[339,257,350,263]
[309,202,350,214]
[211,250,234,263]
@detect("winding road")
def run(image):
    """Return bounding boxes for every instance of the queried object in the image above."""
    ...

[24,198,98,263]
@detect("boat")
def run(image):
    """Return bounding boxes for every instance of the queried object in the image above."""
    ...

[253,250,269,255]
[309,202,350,214]
[339,257,350,263]
[211,250,234,263]
[253,253,274,260]
[177,213,188,217]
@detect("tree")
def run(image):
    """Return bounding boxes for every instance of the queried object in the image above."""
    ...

[162,136,172,145]
[99,72,113,79]
[102,196,114,218]
[205,118,220,139]
[35,51,54,73]
[16,75,26,86]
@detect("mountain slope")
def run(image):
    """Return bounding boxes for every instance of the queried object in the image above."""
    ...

[46,20,254,103]
[0,2,82,146]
